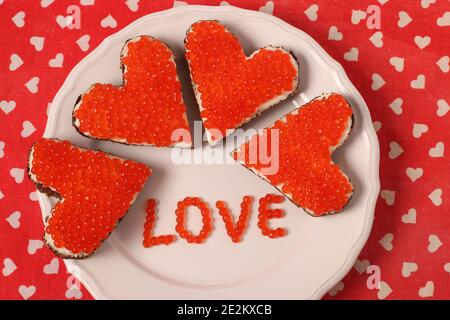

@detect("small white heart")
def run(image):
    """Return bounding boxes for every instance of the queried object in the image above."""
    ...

[304,4,319,22]
[402,262,418,278]
[436,56,449,73]
[437,12,450,27]
[351,9,366,25]
[125,0,139,12]
[388,98,403,115]
[10,168,24,183]
[418,281,434,298]
[0,141,4,158]
[410,74,425,89]
[369,31,383,48]
[428,234,442,253]
[100,14,117,28]
[401,208,416,224]
[428,188,443,206]
[18,285,36,300]
[49,53,64,68]
[25,77,40,94]
[0,100,16,114]
[344,47,358,62]
[41,0,55,7]
[328,26,343,41]
[80,0,95,5]
[389,57,404,72]
[27,239,44,255]
[65,285,83,299]
[414,35,431,49]
[354,259,370,274]
[30,36,45,51]
[398,11,412,28]
[388,141,403,159]
[29,191,39,201]
[56,15,74,29]
[412,123,428,138]
[21,120,36,138]
[421,0,436,9]
[371,73,385,91]
[444,263,450,274]
[428,142,444,158]
[380,190,395,206]
[373,121,382,132]
[6,211,21,229]
[436,99,449,117]
[76,34,90,52]
[2,258,18,277]
[43,258,59,274]
[173,0,188,7]
[328,281,344,296]
[379,233,394,251]
[377,281,392,300]
[259,1,274,15]
[12,11,25,28]
[9,54,24,71]
[406,167,423,182]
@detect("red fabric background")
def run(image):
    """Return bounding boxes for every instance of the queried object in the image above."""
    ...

[0,0,448,300]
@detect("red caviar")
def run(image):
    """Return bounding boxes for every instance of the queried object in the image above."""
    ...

[233,93,354,216]
[29,138,151,255]
[143,199,176,247]
[185,21,298,142]
[73,36,191,147]
[257,194,287,238]
[175,197,212,244]
[216,196,253,243]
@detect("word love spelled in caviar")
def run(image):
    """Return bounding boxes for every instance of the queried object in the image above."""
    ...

[28,138,151,258]
[143,199,176,247]
[73,36,192,148]
[185,20,299,146]
[216,196,253,243]
[142,194,288,247]
[233,93,354,217]
[258,194,287,239]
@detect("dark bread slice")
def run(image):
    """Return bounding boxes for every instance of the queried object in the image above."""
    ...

[232,93,354,217]
[72,36,192,149]
[28,138,151,258]
[185,20,300,146]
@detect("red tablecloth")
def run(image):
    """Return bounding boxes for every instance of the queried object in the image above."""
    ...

[0,0,448,300]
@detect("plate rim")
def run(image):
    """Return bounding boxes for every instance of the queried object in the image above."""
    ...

[38,4,380,300]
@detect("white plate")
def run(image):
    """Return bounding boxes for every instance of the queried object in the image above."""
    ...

[38,5,380,299]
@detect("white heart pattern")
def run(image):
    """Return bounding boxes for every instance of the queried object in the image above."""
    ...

[304,4,319,22]
[328,26,343,41]
[402,262,418,278]
[2,258,18,277]
[380,190,395,205]
[21,120,36,138]
[428,142,444,157]
[414,35,431,49]
[100,14,117,28]
[259,1,274,15]
[412,123,428,138]
[351,10,366,25]
[406,167,423,182]
[379,233,394,251]
[125,0,139,12]
[49,53,64,68]
[428,188,443,206]
[388,141,403,159]
[436,99,449,117]
[328,281,344,296]
[354,259,370,274]
[24,77,40,93]
[6,211,21,229]
[10,168,24,183]
[344,47,358,62]
[437,12,450,27]
[377,281,392,300]
[12,11,25,28]
[371,73,385,91]
[398,11,412,28]
[18,285,36,300]
[27,239,44,255]
[0,100,16,114]
[9,53,24,71]
[369,31,383,48]
[418,281,434,298]
[30,36,45,51]
[410,74,425,89]
[436,56,449,73]
[43,258,59,274]
[401,208,416,224]
[76,34,90,52]
[389,57,404,72]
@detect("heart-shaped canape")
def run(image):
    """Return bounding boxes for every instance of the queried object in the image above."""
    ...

[185,20,299,146]
[28,138,151,258]
[232,93,354,216]
[73,36,192,148]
